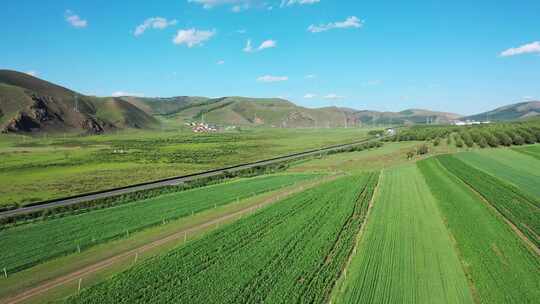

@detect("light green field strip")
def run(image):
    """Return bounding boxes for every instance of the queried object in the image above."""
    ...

[0,174,315,274]
[472,148,540,177]
[418,158,540,303]
[335,165,473,304]
[513,144,540,161]
[455,150,540,198]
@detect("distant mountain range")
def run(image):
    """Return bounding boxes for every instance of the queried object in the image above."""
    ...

[0,70,537,134]
[462,101,540,122]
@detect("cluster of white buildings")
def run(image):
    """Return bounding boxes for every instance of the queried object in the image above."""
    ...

[185,122,218,133]
[452,120,491,126]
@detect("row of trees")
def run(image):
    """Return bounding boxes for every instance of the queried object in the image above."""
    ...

[388,120,540,148]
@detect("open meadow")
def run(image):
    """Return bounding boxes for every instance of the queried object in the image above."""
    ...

[0,128,369,207]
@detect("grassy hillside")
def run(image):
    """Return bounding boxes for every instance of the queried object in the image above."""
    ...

[463,101,540,121]
[0,70,158,134]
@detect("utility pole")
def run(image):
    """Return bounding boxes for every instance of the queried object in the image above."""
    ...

[74,94,79,112]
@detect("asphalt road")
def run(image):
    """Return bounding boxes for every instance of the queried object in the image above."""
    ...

[0,136,381,218]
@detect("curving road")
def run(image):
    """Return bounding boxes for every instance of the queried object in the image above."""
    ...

[0,136,382,218]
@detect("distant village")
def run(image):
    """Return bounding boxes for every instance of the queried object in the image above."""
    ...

[185,121,237,133]
[451,120,491,126]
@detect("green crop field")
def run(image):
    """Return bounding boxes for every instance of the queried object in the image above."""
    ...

[418,158,540,303]
[455,149,540,197]
[0,173,315,274]
[335,165,473,304]
[513,144,540,160]
[64,173,379,304]
[437,155,540,248]
[0,128,369,207]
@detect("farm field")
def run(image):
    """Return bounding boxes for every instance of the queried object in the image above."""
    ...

[418,158,540,303]
[0,173,316,274]
[437,155,539,248]
[64,173,379,304]
[0,127,370,206]
[334,165,473,304]
[513,144,540,160]
[454,149,540,197]
[289,141,420,174]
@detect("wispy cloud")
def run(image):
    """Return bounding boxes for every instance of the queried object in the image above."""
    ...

[173,28,215,47]
[244,39,277,52]
[258,39,277,50]
[323,93,345,99]
[305,74,316,79]
[25,70,38,77]
[257,75,289,83]
[281,0,320,7]
[308,16,363,33]
[134,17,177,36]
[217,60,225,65]
[65,10,87,28]
[243,39,253,52]
[112,91,145,97]
[362,80,382,86]
[188,0,267,11]
[303,93,317,98]
[500,41,540,57]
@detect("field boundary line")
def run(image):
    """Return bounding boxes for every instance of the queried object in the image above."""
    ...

[0,176,336,304]
[438,160,540,257]
[327,170,383,304]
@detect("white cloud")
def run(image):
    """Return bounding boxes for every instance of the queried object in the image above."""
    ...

[244,39,277,52]
[324,93,345,99]
[500,41,540,57]
[258,39,277,50]
[303,93,317,99]
[281,0,320,7]
[112,91,145,97]
[173,28,215,47]
[25,71,38,77]
[65,10,87,28]
[308,16,363,33]
[134,17,177,36]
[217,60,225,64]
[188,0,260,10]
[237,29,247,34]
[305,74,316,79]
[257,75,289,83]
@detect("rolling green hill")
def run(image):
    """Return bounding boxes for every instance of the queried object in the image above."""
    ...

[0,70,158,134]
[463,101,540,122]
[7,69,535,133]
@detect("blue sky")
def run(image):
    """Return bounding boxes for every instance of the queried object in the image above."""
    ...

[1,0,539,115]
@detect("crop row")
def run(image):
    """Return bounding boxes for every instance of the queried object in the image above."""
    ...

[418,158,540,303]
[0,173,315,274]
[66,173,379,304]
[437,155,539,248]
[335,165,473,304]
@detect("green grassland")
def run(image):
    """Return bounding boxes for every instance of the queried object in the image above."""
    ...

[66,173,378,304]
[418,158,540,303]
[335,165,473,304]
[0,127,369,206]
[0,173,315,274]
[455,148,540,198]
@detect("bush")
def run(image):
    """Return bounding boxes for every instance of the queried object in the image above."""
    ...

[417,144,429,155]
[493,131,513,146]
